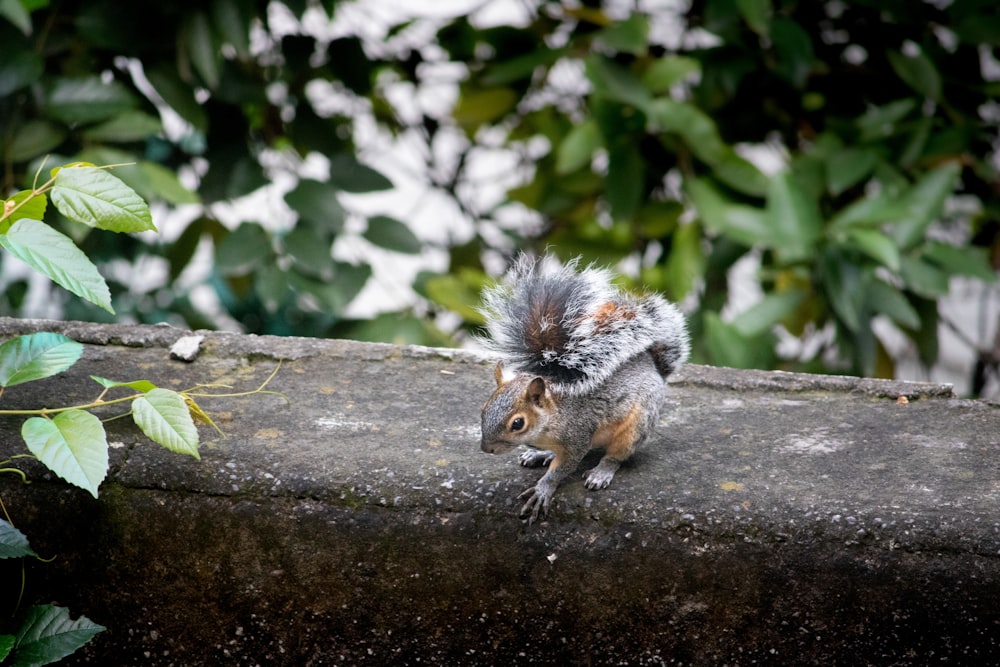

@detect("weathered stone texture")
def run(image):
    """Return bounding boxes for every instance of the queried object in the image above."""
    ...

[0,318,997,665]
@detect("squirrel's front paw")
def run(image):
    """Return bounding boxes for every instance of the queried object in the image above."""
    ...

[518,482,555,525]
[519,449,555,468]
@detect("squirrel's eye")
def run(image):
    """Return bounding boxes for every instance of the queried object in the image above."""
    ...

[510,416,525,432]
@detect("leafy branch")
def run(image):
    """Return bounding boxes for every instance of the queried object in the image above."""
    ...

[0,159,283,664]
[0,161,155,314]
[0,333,281,665]
[0,332,282,497]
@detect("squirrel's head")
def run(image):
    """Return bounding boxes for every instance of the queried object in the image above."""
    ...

[481,362,557,454]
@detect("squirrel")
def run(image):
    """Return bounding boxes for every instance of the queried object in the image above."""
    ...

[478,254,690,524]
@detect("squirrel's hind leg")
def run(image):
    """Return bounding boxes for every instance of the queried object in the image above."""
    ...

[584,458,623,490]
[584,403,652,490]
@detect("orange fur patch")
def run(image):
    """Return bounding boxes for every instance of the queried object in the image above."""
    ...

[590,301,637,334]
[591,403,644,461]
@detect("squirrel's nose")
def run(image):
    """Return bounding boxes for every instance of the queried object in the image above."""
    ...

[481,439,507,454]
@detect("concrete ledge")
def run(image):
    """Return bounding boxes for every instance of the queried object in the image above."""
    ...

[1,317,998,665]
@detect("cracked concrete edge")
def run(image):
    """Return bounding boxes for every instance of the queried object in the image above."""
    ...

[673,364,955,399]
[0,317,955,399]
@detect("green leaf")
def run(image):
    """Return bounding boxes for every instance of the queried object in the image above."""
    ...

[132,388,200,459]
[584,55,652,110]
[736,0,772,36]
[135,161,200,205]
[846,228,901,272]
[819,250,864,332]
[646,99,727,165]
[858,99,917,141]
[910,296,939,365]
[826,148,878,196]
[867,279,920,329]
[0,219,113,312]
[771,18,813,87]
[686,178,770,247]
[0,634,13,661]
[453,87,518,131]
[704,312,776,369]
[663,221,705,302]
[889,162,961,249]
[641,55,700,93]
[212,0,251,60]
[900,116,933,168]
[480,47,565,86]
[636,201,682,238]
[6,120,67,163]
[182,11,220,89]
[285,261,371,315]
[0,42,42,97]
[556,119,602,174]
[0,0,32,35]
[90,376,157,393]
[199,145,268,203]
[605,142,644,221]
[899,255,950,298]
[283,226,334,277]
[215,222,273,276]
[0,332,83,388]
[923,241,996,282]
[425,270,489,324]
[1,191,46,232]
[954,13,1000,47]
[595,14,649,55]
[764,172,821,264]
[731,290,805,337]
[45,76,137,124]
[51,166,155,232]
[713,152,770,197]
[169,217,224,282]
[827,192,905,232]
[81,110,163,142]
[327,154,393,193]
[363,215,422,254]
[144,65,207,131]
[284,179,346,231]
[887,49,942,101]
[0,519,37,559]
[254,265,289,310]
[339,312,453,347]
[22,410,108,498]
[335,261,373,303]
[10,605,104,666]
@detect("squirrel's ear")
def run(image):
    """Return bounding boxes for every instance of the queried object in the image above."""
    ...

[526,377,547,405]
[493,362,505,387]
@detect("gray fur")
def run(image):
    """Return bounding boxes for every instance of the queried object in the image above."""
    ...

[478,255,690,396]
[478,256,690,523]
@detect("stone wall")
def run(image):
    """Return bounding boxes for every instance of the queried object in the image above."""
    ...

[0,318,997,665]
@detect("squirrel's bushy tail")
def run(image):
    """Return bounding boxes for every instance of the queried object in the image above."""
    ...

[479,255,689,396]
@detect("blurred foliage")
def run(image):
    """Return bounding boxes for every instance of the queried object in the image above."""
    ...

[1,0,999,387]
[407,0,1000,382]
[1,0,426,339]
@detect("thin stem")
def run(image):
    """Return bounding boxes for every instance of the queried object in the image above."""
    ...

[0,494,13,525]
[0,393,142,417]
[31,155,51,191]
[0,454,36,466]
[0,495,28,619]
[184,362,288,405]
[0,468,28,483]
